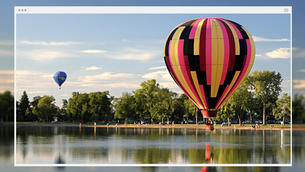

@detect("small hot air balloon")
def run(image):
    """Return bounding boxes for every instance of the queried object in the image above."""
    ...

[53,71,67,89]
[164,18,255,118]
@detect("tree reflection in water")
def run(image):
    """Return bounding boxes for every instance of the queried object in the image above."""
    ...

[14,126,292,164]
[0,124,303,171]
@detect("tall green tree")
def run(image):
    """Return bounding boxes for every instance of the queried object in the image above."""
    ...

[113,92,136,125]
[171,94,188,122]
[17,91,31,121]
[133,79,159,120]
[217,101,233,123]
[89,91,113,121]
[245,70,282,125]
[150,88,176,124]
[227,83,253,126]
[273,93,291,125]
[0,91,14,122]
[32,96,57,122]
[184,98,197,123]
[292,94,305,122]
[66,91,114,122]
[66,92,90,121]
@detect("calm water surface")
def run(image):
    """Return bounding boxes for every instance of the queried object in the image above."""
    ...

[1,125,304,172]
[15,126,291,164]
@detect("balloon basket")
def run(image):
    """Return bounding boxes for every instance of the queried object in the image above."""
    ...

[201,110,217,118]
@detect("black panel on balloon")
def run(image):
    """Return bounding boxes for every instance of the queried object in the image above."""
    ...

[209,97,217,109]
[184,39,194,57]
[223,71,235,86]
[217,85,226,98]
[180,26,192,40]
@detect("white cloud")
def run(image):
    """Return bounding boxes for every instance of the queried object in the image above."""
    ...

[265,48,290,59]
[98,82,140,88]
[292,47,305,58]
[17,49,74,61]
[123,39,130,42]
[85,66,102,70]
[0,50,13,57]
[60,92,69,97]
[149,66,166,70]
[0,70,14,84]
[79,72,139,82]
[81,50,106,53]
[0,85,14,93]
[252,36,289,42]
[297,69,305,72]
[141,70,178,89]
[293,80,305,89]
[0,70,14,75]
[142,70,171,80]
[109,48,159,61]
[20,41,80,46]
[0,40,14,46]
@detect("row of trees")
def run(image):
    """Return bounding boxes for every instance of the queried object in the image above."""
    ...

[6,70,302,124]
[217,70,289,125]
[112,79,198,124]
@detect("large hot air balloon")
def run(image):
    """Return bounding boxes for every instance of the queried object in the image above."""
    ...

[164,18,255,118]
[53,71,67,89]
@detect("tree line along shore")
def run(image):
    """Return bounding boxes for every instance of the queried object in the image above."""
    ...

[1,70,305,126]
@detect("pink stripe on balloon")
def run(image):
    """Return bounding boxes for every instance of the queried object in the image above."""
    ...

[217,19,230,85]
[206,19,212,85]
[189,19,202,39]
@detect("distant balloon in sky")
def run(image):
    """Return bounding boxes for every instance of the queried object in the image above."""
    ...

[53,71,67,89]
[164,18,255,118]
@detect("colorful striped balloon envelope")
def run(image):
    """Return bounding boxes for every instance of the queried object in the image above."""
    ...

[164,18,255,118]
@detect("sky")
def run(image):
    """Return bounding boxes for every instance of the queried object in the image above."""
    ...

[0,0,304,106]
[12,11,291,107]
[0,0,304,170]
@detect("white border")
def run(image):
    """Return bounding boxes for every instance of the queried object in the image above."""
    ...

[14,6,292,167]
[15,6,292,14]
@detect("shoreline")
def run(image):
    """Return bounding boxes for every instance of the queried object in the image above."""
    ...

[10,122,298,131]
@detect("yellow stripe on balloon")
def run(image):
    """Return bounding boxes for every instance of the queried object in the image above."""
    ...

[194,19,206,55]
[210,19,224,97]
[191,71,206,109]
[169,26,198,105]
[215,20,225,97]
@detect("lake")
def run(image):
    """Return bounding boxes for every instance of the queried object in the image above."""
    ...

[14,125,291,165]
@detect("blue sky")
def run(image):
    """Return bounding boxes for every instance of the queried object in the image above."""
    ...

[0,0,304,108]
[13,11,291,106]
